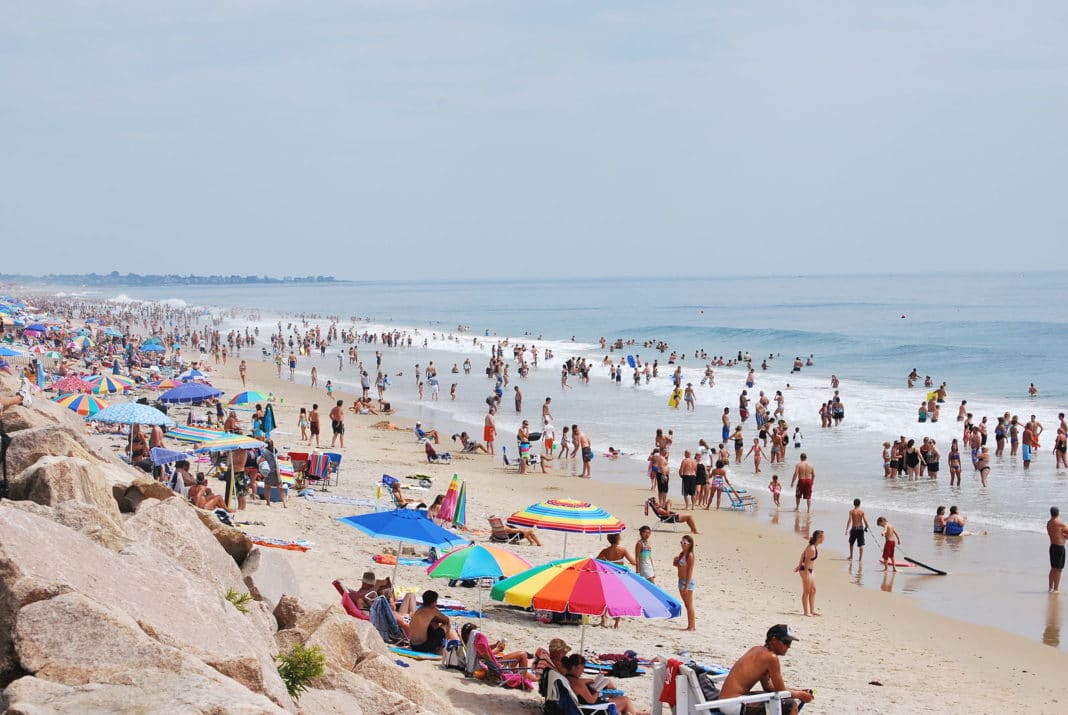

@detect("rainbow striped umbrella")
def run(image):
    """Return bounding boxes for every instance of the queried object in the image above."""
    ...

[148,378,183,390]
[85,374,134,394]
[228,390,271,406]
[453,481,467,530]
[194,434,265,453]
[427,543,531,623]
[508,499,624,556]
[490,557,682,652]
[52,393,109,416]
[438,474,461,524]
[165,425,229,443]
[67,336,94,350]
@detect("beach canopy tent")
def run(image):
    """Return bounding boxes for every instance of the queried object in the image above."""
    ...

[491,556,681,652]
[338,509,470,583]
[508,499,625,557]
[150,447,192,466]
[159,382,223,404]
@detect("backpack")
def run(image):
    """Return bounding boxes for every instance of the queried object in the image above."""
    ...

[609,658,640,678]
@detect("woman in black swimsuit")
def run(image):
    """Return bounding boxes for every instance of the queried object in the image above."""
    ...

[796,530,824,617]
[905,439,921,480]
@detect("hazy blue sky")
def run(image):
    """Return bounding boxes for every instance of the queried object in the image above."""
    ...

[2,1,1066,280]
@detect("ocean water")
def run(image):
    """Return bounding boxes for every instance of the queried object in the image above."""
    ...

[47,271,1068,646]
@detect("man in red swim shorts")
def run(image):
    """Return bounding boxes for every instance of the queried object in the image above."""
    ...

[877,516,901,572]
[790,453,815,512]
[483,406,496,455]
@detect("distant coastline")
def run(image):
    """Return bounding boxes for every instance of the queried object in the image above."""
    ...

[0,272,338,287]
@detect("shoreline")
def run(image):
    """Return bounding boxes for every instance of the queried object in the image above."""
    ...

[200,356,1068,713]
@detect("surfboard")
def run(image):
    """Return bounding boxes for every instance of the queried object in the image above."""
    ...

[904,556,947,575]
[626,355,636,369]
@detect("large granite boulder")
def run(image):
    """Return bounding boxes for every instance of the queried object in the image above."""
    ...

[196,506,255,565]
[0,503,292,709]
[125,496,245,593]
[242,547,300,610]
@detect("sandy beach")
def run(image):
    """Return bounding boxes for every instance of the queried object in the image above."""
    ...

[159,352,1068,714]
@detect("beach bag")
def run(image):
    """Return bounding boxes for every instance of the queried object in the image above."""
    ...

[442,640,466,671]
[609,657,640,678]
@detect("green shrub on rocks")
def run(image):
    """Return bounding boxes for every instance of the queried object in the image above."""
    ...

[276,643,325,700]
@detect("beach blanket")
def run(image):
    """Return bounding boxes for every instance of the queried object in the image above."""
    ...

[249,536,311,552]
[440,609,483,619]
[302,493,378,507]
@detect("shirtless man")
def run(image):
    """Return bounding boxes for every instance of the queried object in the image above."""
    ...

[308,404,321,448]
[716,624,813,715]
[329,399,345,448]
[1047,507,1068,593]
[576,426,592,478]
[722,407,731,442]
[846,498,869,561]
[483,407,496,456]
[790,453,815,512]
[678,450,697,510]
[408,590,455,654]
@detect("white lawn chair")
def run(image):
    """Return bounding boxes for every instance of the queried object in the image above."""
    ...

[650,661,792,715]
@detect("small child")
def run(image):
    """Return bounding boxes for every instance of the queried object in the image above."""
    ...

[768,475,781,507]
[793,427,803,450]
[877,517,901,572]
[450,383,457,400]
[744,438,766,473]
[325,380,333,397]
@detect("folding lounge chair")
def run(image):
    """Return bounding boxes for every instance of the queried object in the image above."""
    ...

[545,670,618,715]
[649,661,791,715]
[464,628,535,690]
[331,579,370,622]
[425,441,452,464]
[645,498,680,533]
[723,486,757,511]
[487,515,523,544]
[305,453,332,491]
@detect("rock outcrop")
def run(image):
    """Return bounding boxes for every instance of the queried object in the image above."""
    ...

[0,397,465,713]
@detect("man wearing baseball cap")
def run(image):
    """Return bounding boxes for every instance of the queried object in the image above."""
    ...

[715,624,814,714]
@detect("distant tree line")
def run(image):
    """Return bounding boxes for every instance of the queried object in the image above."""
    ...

[0,272,338,286]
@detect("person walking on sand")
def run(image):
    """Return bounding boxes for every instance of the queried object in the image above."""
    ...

[1048,507,1068,593]
[878,517,901,572]
[790,453,815,512]
[238,359,247,388]
[846,499,869,561]
[673,535,697,631]
[329,399,345,448]
[309,403,321,448]
[795,530,823,616]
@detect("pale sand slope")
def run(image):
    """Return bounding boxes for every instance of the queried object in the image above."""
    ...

[151,356,1065,714]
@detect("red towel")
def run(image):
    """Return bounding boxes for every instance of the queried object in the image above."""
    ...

[660,658,682,706]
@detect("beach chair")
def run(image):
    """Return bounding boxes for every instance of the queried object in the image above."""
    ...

[487,515,522,544]
[369,591,408,646]
[305,453,332,491]
[724,486,757,511]
[649,661,791,715]
[331,579,371,622]
[645,498,680,533]
[544,670,617,715]
[286,451,309,481]
[323,451,342,487]
[425,441,452,464]
[465,628,536,690]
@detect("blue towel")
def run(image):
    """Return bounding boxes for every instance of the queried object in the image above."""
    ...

[440,608,484,618]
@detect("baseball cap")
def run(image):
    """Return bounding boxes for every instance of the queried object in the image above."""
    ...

[548,638,571,653]
[767,624,798,644]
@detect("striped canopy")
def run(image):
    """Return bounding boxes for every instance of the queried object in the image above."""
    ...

[85,374,135,394]
[195,434,266,453]
[67,336,94,349]
[52,393,109,416]
[427,544,531,581]
[165,425,229,443]
[508,499,624,534]
[228,390,271,406]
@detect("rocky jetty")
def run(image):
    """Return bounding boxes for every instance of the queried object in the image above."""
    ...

[0,374,454,714]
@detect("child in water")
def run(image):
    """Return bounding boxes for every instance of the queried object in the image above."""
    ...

[768,475,782,507]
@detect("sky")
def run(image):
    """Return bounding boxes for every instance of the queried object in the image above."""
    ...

[2,1,1066,280]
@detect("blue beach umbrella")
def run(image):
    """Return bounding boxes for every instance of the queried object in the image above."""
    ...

[88,402,175,427]
[0,347,24,357]
[140,343,166,353]
[159,382,223,404]
[150,447,192,466]
[178,368,207,382]
[338,509,470,583]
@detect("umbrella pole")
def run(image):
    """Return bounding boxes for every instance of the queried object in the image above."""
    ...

[225,459,235,511]
[393,540,401,585]
[563,532,569,559]
[579,618,586,655]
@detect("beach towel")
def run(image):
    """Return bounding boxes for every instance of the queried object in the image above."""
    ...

[440,608,483,619]
[370,594,407,644]
[249,536,311,552]
[301,493,377,507]
[307,453,330,478]
[390,647,440,660]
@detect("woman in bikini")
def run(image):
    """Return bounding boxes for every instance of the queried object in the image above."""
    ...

[948,439,962,487]
[596,534,636,628]
[673,535,697,631]
[635,526,655,584]
[795,530,824,617]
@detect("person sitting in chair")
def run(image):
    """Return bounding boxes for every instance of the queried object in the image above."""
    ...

[644,498,700,534]
[415,422,441,444]
[563,653,648,715]
[489,515,543,546]
[453,431,489,453]
[716,624,814,715]
[391,482,426,509]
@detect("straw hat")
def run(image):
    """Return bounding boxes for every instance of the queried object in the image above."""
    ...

[548,638,571,653]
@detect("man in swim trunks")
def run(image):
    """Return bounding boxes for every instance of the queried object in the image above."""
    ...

[329,399,345,448]
[722,407,731,441]
[790,453,815,512]
[576,426,592,478]
[846,498,869,561]
[408,590,454,654]
[678,450,697,510]
[877,517,901,572]
[716,624,813,715]
[483,407,496,456]
[1047,507,1068,593]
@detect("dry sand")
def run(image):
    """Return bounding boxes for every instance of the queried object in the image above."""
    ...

[132,356,1067,714]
